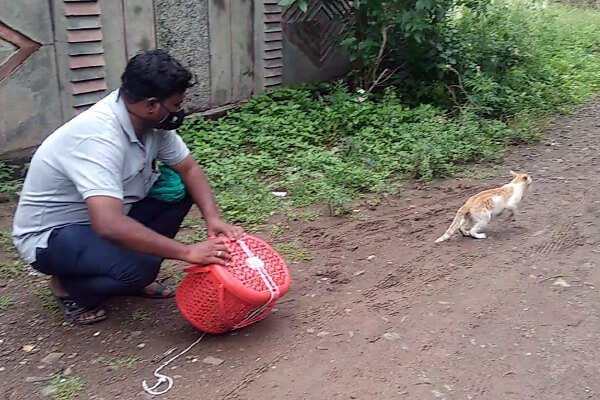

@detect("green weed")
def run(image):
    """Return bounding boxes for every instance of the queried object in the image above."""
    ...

[107,357,139,371]
[0,162,23,195]
[0,230,14,253]
[0,260,26,279]
[286,210,322,222]
[0,296,13,311]
[181,218,201,229]
[179,230,208,245]
[131,310,151,322]
[49,375,85,400]
[160,264,186,285]
[350,210,371,222]
[33,286,61,319]
[269,224,286,239]
[274,240,312,263]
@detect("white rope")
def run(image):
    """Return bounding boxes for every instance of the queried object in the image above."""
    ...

[142,333,206,396]
[141,238,278,396]
[236,239,279,326]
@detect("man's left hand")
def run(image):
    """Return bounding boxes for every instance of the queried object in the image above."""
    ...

[207,219,244,240]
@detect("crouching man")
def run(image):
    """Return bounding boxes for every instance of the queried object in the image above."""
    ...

[12,49,242,325]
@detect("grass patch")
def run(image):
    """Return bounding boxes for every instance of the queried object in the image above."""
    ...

[107,357,139,371]
[349,210,371,222]
[160,264,186,285]
[179,231,208,245]
[49,375,85,400]
[181,218,202,229]
[0,162,23,196]
[0,260,26,279]
[131,310,151,322]
[0,230,14,253]
[0,296,14,311]
[285,210,322,222]
[33,286,61,320]
[268,224,287,239]
[180,88,512,227]
[274,240,312,263]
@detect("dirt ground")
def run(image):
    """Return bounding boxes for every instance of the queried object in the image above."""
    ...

[2,99,600,400]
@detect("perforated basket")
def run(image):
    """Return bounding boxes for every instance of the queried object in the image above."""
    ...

[175,234,291,334]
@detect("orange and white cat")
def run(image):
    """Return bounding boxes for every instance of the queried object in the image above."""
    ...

[435,171,532,243]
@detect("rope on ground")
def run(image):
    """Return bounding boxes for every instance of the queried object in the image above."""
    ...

[142,333,206,396]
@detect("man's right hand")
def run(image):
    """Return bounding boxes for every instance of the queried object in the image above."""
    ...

[183,238,231,266]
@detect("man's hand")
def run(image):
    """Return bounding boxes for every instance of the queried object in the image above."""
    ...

[207,219,244,240]
[184,238,231,266]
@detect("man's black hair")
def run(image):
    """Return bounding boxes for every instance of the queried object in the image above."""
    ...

[120,49,194,103]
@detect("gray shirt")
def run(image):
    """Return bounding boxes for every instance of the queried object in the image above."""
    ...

[12,89,191,264]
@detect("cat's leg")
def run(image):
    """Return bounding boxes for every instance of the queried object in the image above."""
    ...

[469,212,491,239]
[459,214,472,237]
[506,206,518,221]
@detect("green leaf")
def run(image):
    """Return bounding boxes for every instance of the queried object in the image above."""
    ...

[299,1,308,13]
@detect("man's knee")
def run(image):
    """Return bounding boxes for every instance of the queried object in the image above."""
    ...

[114,255,161,291]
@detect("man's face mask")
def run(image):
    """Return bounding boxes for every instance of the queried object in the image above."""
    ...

[155,103,185,130]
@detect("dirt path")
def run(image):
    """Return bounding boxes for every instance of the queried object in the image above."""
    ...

[2,100,600,400]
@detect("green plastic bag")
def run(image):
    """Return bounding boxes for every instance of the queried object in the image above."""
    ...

[148,163,187,203]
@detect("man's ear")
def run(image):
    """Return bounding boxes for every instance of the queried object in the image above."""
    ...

[145,97,160,114]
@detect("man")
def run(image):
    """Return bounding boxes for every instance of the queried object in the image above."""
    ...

[12,49,243,325]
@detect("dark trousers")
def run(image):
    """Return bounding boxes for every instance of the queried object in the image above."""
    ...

[32,196,193,309]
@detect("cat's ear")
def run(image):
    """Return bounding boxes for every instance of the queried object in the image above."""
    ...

[509,170,517,177]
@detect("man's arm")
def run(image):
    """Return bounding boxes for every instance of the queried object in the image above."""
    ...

[171,155,220,223]
[62,135,229,265]
[170,155,244,239]
[86,196,230,265]
[87,196,189,259]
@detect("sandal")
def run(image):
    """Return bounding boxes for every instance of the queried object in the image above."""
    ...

[137,278,176,299]
[53,295,107,325]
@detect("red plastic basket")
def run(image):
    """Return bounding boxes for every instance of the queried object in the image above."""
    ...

[175,234,291,334]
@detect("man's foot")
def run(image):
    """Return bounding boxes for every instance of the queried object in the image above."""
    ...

[53,295,107,325]
[139,279,176,299]
[50,277,107,325]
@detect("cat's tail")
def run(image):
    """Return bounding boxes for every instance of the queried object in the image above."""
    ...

[435,206,468,243]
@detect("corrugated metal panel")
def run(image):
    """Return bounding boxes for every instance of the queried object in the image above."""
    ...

[69,54,105,69]
[68,41,104,56]
[261,1,283,89]
[70,66,106,82]
[64,2,101,16]
[64,0,107,109]
[67,28,102,43]
[72,78,107,95]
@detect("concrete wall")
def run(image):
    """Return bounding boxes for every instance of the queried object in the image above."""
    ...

[0,0,63,158]
[0,0,158,159]
[154,0,211,112]
[0,0,353,160]
[208,0,254,107]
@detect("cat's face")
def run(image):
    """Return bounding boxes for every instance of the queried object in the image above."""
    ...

[510,170,532,186]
